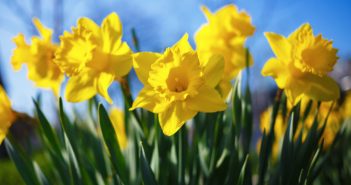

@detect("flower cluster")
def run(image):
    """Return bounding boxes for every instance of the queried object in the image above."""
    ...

[6,4,341,139]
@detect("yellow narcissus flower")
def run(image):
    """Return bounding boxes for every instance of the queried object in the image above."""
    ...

[195,4,255,97]
[131,34,227,136]
[0,86,16,144]
[11,18,64,95]
[110,108,127,150]
[55,13,133,103]
[262,23,340,105]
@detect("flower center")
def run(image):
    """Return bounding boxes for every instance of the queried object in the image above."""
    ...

[166,67,189,93]
[87,48,109,71]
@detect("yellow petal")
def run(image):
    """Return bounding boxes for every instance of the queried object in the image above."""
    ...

[216,4,239,18]
[133,52,161,85]
[101,12,123,53]
[96,72,114,104]
[108,52,133,77]
[0,86,15,144]
[112,42,132,56]
[261,58,288,88]
[158,102,197,136]
[11,34,31,70]
[200,6,213,21]
[202,55,224,88]
[33,18,52,41]
[264,32,291,60]
[288,23,313,42]
[0,86,11,112]
[285,79,306,106]
[77,17,101,43]
[186,85,226,112]
[65,69,97,102]
[304,74,340,101]
[194,24,215,51]
[0,132,5,144]
[172,33,194,55]
[130,86,169,113]
[218,80,232,99]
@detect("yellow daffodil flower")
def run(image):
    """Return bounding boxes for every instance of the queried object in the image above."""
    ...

[195,4,255,97]
[131,34,227,136]
[110,107,127,150]
[12,18,64,95]
[0,86,16,144]
[55,13,133,103]
[262,23,340,105]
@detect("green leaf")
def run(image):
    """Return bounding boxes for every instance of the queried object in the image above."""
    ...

[33,99,62,156]
[140,142,158,185]
[241,82,253,155]
[150,140,160,181]
[33,162,49,185]
[237,155,249,185]
[304,140,323,185]
[5,139,41,185]
[175,128,186,185]
[59,98,98,185]
[98,104,128,184]
[64,134,83,185]
[232,75,242,130]
[258,89,283,185]
[131,28,140,52]
[280,110,296,185]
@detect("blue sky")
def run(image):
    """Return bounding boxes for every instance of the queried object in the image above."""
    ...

[0,0,350,116]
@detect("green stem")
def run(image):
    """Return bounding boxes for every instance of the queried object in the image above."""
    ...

[120,77,142,125]
[177,128,185,185]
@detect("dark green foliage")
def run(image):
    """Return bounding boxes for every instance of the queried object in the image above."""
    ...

[4,77,349,185]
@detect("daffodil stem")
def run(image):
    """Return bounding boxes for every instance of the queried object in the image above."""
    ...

[177,128,186,185]
[131,28,140,52]
[154,114,159,141]
[120,77,142,126]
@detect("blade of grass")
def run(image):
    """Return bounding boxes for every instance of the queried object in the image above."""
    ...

[98,104,128,184]
[258,89,283,185]
[237,155,249,185]
[140,142,158,185]
[5,139,41,185]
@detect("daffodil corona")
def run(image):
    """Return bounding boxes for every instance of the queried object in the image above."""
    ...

[55,13,133,103]
[195,4,255,97]
[131,34,227,136]
[262,23,340,105]
[0,86,15,144]
[12,19,64,95]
